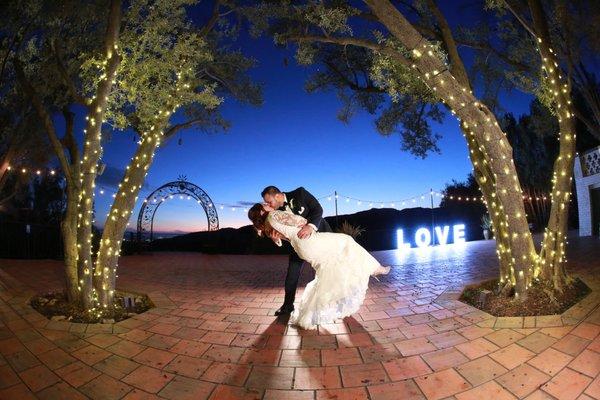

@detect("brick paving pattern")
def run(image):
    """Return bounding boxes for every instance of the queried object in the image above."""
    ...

[0,236,598,399]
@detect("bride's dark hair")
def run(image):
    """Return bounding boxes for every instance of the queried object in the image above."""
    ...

[248,203,271,235]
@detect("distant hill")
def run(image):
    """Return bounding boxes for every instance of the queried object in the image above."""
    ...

[150,205,484,254]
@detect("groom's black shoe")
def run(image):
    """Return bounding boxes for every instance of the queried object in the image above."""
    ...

[274,306,294,316]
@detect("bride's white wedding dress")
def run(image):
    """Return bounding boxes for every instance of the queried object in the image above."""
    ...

[267,210,381,329]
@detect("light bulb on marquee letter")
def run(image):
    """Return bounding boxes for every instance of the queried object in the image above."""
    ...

[435,226,450,245]
[453,224,466,244]
[415,228,432,248]
[396,229,410,250]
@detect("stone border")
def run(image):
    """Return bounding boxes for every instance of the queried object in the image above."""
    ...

[0,268,177,334]
[435,275,600,329]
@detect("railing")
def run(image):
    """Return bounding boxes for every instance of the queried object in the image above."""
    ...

[581,146,600,177]
[0,221,63,259]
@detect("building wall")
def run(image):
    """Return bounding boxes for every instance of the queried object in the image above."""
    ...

[575,147,600,236]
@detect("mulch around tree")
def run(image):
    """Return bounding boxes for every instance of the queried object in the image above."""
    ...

[30,290,153,324]
[460,277,591,317]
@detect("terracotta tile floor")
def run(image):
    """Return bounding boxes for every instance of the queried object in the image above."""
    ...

[0,236,598,399]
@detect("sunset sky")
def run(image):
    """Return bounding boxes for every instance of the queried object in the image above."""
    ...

[93,3,533,233]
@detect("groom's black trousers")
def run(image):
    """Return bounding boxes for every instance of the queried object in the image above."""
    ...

[282,251,304,310]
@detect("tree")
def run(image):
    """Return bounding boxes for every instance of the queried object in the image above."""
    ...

[499,101,556,229]
[11,0,122,309]
[252,0,580,298]
[0,107,50,208]
[90,0,262,308]
[9,0,261,315]
[6,173,65,224]
[464,1,600,141]
[496,0,579,291]
[440,174,485,209]
[0,2,52,207]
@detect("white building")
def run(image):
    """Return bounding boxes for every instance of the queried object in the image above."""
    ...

[574,145,600,236]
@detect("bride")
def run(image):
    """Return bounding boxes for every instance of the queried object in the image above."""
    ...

[248,204,390,330]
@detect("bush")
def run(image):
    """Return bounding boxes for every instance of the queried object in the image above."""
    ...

[336,221,365,239]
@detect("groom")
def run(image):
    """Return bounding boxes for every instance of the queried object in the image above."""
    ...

[262,186,332,316]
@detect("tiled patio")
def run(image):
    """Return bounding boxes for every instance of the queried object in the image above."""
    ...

[0,236,599,399]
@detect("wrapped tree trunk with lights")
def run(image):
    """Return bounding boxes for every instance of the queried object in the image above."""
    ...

[12,0,260,313]
[13,0,123,309]
[75,0,122,310]
[91,0,262,308]
[253,0,581,300]
[516,0,575,289]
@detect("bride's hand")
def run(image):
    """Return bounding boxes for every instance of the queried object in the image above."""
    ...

[270,230,284,240]
[297,224,314,239]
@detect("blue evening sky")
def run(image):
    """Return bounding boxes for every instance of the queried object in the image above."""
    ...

[94,2,533,233]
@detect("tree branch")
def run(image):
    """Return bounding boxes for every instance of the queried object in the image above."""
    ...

[90,0,122,112]
[200,0,222,37]
[0,133,19,196]
[0,32,23,87]
[425,0,471,88]
[13,59,72,183]
[204,68,243,98]
[163,116,212,139]
[455,38,532,72]
[502,0,537,37]
[288,35,384,52]
[571,107,600,140]
[0,192,18,209]
[323,60,384,93]
[51,39,88,106]
[61,107,80,169]
[287,34,413,69]
[0,17,35,86]
[412,23,441,40]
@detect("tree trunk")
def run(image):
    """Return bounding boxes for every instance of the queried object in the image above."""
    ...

[13,1,122,310]
[13,61,86,301]
[76,0,122,311]
[76,118,104,310]
[0,146,15,199]
[364,0,536,297]
[94,133,161,307]
[539,113,574,290]
[528,0,574,290]
[62,185,79,303]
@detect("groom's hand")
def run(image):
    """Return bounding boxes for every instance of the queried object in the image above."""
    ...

[297,224,314,239]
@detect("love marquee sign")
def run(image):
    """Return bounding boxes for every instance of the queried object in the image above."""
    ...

[397,224,466,249]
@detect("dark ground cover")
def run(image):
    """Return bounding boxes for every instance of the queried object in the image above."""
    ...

[30,290,153,324]
[460,277,591,316]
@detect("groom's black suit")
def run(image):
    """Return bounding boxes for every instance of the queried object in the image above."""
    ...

[279,187,331,312]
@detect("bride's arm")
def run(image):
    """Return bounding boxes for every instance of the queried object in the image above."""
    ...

[270,210,307,227]
[264,220,283,247]
[270,231,283,247]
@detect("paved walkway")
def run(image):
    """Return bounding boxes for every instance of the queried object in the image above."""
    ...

[0,237,599,399]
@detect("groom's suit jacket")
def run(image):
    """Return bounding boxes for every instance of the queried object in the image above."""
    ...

[279,187,332,233]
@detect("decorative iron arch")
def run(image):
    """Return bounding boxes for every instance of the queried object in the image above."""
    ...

[137,176,219,241]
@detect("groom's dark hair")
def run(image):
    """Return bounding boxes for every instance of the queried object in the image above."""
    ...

[261,186,281,197]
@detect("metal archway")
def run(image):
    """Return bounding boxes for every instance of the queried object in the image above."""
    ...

[137,177,219,241]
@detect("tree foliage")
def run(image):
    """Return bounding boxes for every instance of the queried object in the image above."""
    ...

[246,0,444,158]
[4,0,263,310]
[470,0,600,141]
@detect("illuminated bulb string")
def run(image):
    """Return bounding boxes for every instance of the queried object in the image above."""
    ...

[1,168,553,214]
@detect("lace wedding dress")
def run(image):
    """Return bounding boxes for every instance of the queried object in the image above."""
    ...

[267,210,381,329]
